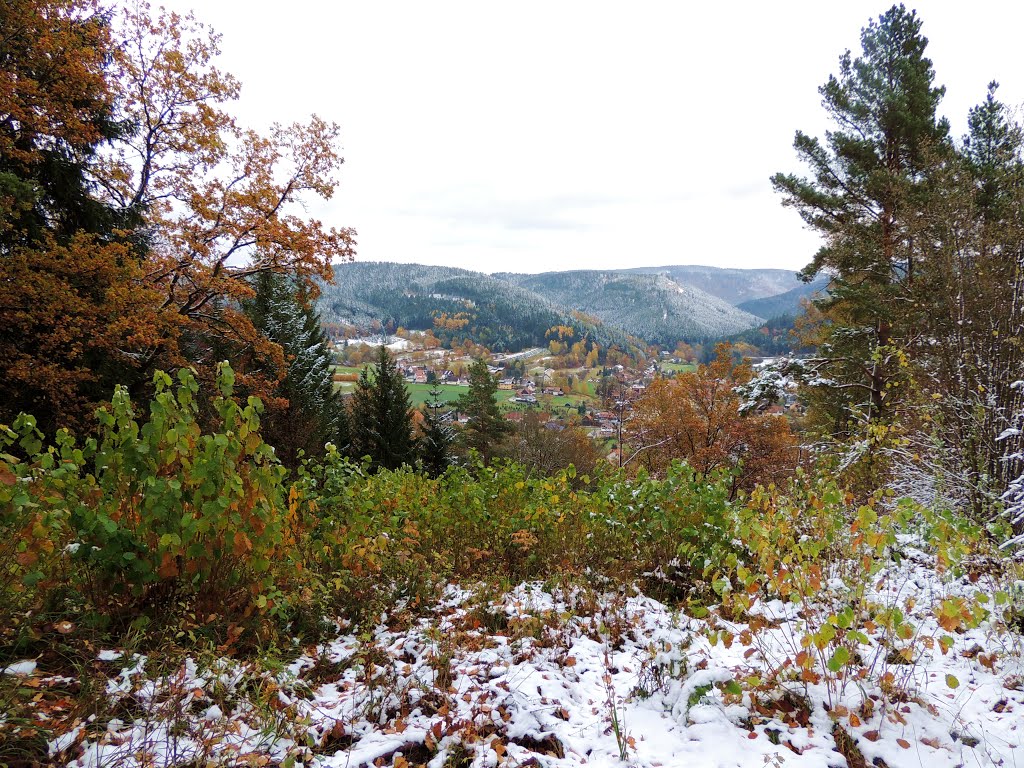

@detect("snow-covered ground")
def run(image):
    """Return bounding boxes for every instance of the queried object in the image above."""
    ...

[342,335,413,352]
[26,554,1024,768]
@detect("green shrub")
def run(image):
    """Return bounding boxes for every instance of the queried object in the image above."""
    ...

[71,365,292,608]
[716,473,995,709]
[293,455,739,621]
[2,365,308,636]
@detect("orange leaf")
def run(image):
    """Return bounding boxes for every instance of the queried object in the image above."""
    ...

[16,551,38,568]
[897,738,910,749]
[233,530,253,555]
[158,552,179,579]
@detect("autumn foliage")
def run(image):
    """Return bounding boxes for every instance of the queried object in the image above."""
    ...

[0,0,354,433]
[626,345,797,494]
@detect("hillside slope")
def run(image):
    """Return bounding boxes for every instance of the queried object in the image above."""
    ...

[500,269,763,344]
[735,274,831,319]
[319,262,639,352]
[625,264,803,306]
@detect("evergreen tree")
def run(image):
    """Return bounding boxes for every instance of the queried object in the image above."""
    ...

[771,4,949,428]
[418,383,454,477]
[0,1,132,253]
[349,345,416,471]
[242,272,346,465]
[456,358,512,463]
[912,84,1024,515]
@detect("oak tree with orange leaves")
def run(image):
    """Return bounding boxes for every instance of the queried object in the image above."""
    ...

[96,3,355,381]
[0,0,355,433]
[625,344,797,496]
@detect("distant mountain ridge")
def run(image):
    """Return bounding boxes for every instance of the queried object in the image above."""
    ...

[320,262,824,349]
[318,262,641,353]
[735,275,830,319]
[497,269,761,345]
[624,265,804,306]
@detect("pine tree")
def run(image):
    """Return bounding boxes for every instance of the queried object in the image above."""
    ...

[349,345,416,471]
[419,383,454,477]
[242,272,346,465]
[456,358,512,463]
[914,84,1024,515]
[771,4,949,428]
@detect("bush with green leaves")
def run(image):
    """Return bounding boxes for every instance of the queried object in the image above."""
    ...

[713,473,998,708]
[2,364,308,633]
[291,455,740,620]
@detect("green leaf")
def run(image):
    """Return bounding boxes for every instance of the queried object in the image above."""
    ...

[857,506,878,526]
[945,674,959,689]
[837,606,854,629]
[816,623,836,646]
[724,680,743,696]
[826,647,850,672]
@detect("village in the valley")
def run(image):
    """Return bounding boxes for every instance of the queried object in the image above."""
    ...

[328,328,802,465]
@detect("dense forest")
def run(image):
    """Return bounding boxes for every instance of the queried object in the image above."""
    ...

[319,262,644,354]
[1,3,1023,767]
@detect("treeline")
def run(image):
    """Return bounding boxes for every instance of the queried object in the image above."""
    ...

[722,313,809,357]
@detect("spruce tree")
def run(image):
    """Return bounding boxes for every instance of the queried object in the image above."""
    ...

[0,1,155,433]
[456,359,512,463]
[914,85,1024,515]
[349,345,416,471]
[242,272,346,465]
[419,383,454,477]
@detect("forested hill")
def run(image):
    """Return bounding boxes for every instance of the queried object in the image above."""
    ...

[624,265,802,305]
[735,274,831,319]
[497,269,762,345]
[319,262,831,349]
[318,262,642,352]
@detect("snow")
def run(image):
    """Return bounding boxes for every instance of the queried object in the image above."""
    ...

[3,660,37,676]
[40,554,1024,768]
[346,335,413,351]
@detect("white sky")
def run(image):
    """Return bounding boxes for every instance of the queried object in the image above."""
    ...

[157,1,1024,274]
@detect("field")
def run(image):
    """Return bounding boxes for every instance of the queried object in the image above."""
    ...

[659,361,698,374]
[333,364,596,410]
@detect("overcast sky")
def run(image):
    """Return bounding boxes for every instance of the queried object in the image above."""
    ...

[157,1,1024,275]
